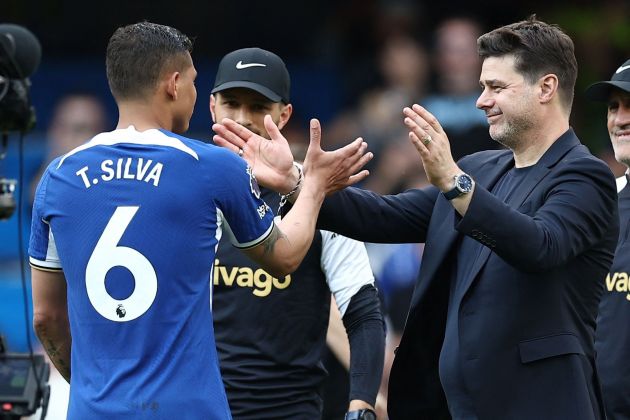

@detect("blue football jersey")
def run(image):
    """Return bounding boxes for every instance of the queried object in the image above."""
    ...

[29,126,274,419]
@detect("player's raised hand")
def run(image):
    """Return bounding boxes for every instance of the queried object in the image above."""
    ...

[213,115,296,194]
[403,104,460,191]
[302,118,372,196]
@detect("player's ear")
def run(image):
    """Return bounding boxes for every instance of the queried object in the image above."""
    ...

[210,94,217,123]
[277,103,293,130]
[165,71,180,100]
[538,73,558,105]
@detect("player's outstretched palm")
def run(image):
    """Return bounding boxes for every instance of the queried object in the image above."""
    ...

[213,115,372,195]
[302,118,372,196]
[213,115,295,193]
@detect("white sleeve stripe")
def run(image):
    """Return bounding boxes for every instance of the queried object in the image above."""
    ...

[232,222,275,249]
[29,256,62,269]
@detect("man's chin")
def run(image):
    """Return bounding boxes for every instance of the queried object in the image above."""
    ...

[489,128,513,149]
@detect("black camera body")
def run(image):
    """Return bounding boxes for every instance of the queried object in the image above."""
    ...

[0,23,41,221]
[0,77,35,134]
[0,23,50,420]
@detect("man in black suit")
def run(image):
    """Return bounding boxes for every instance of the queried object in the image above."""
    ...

[586,58,630,420]
[213,16,618,420]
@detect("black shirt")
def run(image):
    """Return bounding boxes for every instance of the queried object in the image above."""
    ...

[595,175,630,420]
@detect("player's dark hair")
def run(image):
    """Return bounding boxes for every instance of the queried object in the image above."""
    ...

[106,21,193,101]
[477,15,577,111]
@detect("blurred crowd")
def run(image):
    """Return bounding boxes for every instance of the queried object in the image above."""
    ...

[0,4,627,419]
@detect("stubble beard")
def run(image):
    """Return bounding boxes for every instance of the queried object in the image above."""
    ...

[489,111,536,151]
[614,138,630,168]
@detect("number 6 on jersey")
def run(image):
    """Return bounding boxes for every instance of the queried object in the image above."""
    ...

[86,206,158,322]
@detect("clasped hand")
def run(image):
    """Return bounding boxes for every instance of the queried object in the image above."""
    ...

[213,115,372,196]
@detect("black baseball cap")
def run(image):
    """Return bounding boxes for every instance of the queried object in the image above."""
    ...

[585,58,630,101]
[211,47,290,103]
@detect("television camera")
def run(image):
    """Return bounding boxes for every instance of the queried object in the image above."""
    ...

[0,23,50,420]
[0,23,40,221]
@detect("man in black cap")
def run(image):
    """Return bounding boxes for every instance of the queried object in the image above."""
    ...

[586,58,630,420]
[209,47,385,420]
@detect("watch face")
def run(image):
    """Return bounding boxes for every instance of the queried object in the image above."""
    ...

[456,174,473,193]
[362,411,377,420]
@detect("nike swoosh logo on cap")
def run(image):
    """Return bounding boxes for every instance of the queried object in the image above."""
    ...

[236,61,266,69]
[615,64,630,74]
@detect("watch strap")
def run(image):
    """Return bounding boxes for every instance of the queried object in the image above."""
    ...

[345,408,377,420]
[443,185,462,200]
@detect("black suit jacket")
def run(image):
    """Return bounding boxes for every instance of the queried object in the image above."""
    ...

[318,129,618,419]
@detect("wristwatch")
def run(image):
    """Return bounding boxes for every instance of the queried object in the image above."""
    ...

[344,408,377,420]
[443,173,474,200]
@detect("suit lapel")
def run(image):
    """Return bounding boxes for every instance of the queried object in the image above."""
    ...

[460,129,582,294]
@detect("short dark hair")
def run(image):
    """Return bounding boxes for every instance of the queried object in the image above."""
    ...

[106,21,193,101]
[477,15,577,111]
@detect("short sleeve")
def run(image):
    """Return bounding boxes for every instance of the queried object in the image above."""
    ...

[28,167,62,271]
[215,155,275,249]
[321,230,375,316]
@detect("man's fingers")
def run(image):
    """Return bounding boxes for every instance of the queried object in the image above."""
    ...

[263,114,282,141]
[335,137,365,159]
[213,135,240,154]
[411,104,443,134]
[409,131,430,157]
[351,150,373,173]
[221,118,256,141]
[213,122,247,149]
[309,118,322,149]
[338,153,373,187]
[403,108,433,136]
[346,170,370,187]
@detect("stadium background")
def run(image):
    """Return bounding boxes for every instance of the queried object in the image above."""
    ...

[2,0,627,140]
[0,0,628,416]
[1,0,628,356]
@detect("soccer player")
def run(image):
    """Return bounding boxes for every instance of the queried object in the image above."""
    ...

[28,22,370,419]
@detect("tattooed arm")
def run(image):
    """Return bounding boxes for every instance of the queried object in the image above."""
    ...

[31,268,71,383]
[242,182,318,278]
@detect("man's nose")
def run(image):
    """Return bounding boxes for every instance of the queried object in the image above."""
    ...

[234,108,253,127]
[476,89,492,110]
[616,102,630,126]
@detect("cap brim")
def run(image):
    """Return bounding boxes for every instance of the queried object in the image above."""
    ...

[585,81,630,101]
[211,81,283,102]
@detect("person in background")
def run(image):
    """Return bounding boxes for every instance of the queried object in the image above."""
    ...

[585,58,630,420]
[422,16,501,160]
[31,92,109,199]
[210,47,385,420]
[28,22,370,419]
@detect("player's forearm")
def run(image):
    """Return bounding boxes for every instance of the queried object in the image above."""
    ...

[33,319,71,383]
[274,177,325,273]
[31,268,72,383]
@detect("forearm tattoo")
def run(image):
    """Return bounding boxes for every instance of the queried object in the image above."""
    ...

[263,226,287,256]
[38,325,71,382]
